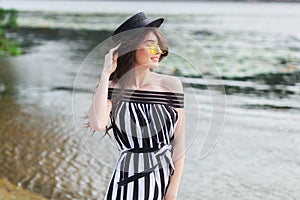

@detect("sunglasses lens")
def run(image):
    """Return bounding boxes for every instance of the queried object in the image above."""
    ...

[149,43,158,55]
[149,44,157,55]
[148,43,167,55]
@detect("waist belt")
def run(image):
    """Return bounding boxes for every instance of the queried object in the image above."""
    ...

[117,144,175,187]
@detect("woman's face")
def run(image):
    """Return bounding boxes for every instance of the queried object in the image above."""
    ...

[135,31,163,69]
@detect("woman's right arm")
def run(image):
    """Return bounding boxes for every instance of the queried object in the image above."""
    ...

[88,43,121,131]
[88,72,112,131]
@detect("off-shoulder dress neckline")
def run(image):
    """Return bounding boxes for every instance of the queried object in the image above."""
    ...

[108,87,184,95]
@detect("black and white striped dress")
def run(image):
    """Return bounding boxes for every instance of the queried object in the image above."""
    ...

[104,87,184,200]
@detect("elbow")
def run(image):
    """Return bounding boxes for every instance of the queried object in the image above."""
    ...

[88,114,107,132]
[89,122,107,132]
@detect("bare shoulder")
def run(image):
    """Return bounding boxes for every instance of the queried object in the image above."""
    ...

[154,73,183,93]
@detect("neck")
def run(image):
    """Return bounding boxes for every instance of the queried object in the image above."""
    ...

[130,67,153,89]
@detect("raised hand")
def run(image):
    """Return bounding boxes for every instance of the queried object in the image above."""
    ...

[102,43,121,75]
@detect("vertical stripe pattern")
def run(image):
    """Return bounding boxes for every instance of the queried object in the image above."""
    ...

[104,88,184,200]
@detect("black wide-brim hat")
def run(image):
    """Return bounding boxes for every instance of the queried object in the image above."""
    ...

[112,12,164,42]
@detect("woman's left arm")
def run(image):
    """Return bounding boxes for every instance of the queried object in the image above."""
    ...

[165,78,186,200]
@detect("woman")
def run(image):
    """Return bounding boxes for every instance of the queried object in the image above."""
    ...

[88,12,185,200]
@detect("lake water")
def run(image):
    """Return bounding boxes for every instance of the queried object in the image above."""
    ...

[1,1,300,200]
[2,0,300,78]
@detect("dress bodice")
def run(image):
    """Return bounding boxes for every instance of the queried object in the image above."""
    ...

[107,87,184,151]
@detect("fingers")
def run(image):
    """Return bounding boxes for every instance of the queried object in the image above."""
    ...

[113,51,118,62]
[103,43,121,74]
[113,43,121,49]
[109,43,121,54]
[111,43,121,61]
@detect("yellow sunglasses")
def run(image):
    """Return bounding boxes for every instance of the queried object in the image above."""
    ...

[148,43,167,55]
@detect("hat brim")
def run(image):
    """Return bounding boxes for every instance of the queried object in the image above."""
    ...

[146,18,164,28]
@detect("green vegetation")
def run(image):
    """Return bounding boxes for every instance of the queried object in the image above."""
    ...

[0,8,21,57]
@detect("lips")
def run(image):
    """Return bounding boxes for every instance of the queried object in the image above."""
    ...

[151,56,160,62]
